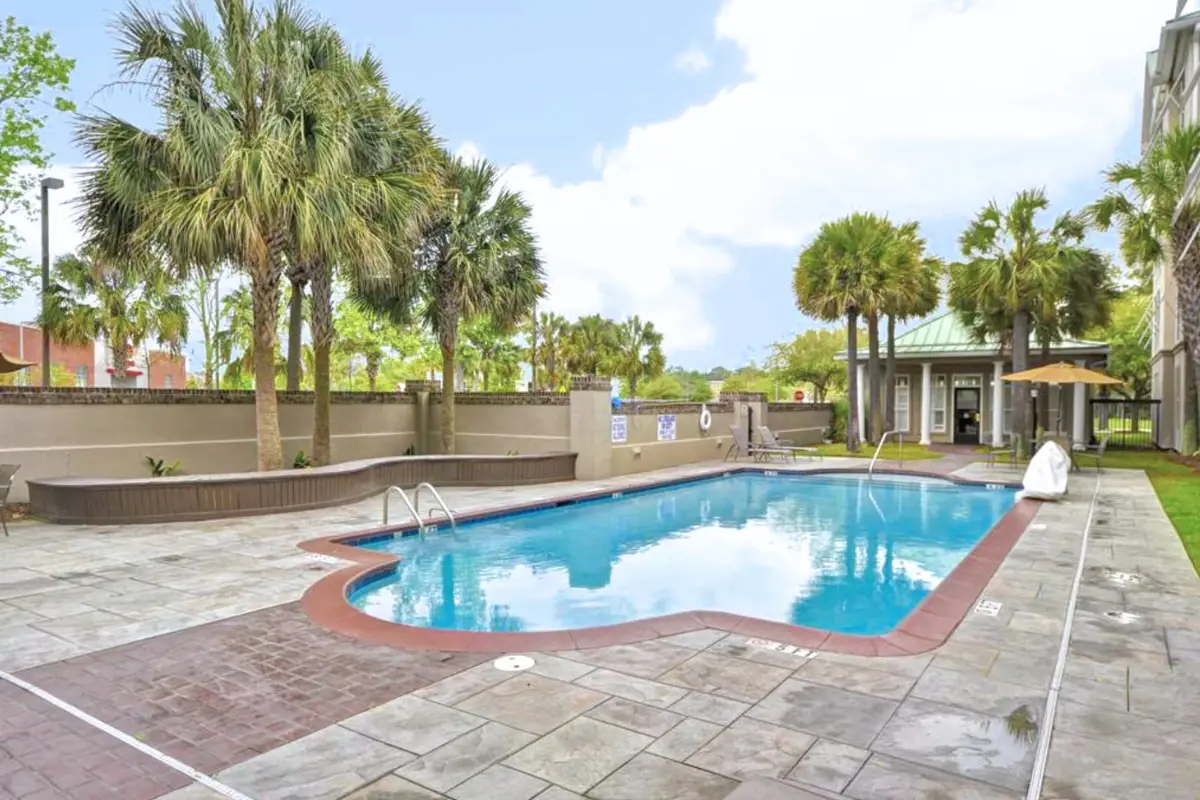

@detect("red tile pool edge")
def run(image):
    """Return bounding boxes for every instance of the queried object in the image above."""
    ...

[298,467,1040,656]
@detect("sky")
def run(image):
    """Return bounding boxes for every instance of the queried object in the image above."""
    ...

[3,0,1182,373]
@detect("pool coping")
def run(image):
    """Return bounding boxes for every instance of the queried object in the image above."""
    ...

[298,465,1039,656]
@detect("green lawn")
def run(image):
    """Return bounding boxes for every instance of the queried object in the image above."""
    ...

[1100,451,1200,574]
[813,442,943,461]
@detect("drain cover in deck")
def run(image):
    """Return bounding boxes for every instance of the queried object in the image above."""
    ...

[493,655,535,672]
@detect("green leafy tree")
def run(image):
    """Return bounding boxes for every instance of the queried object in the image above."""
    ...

[636,368,713,402]
[768,328,846,403]
[950,190,1100,453]
[77,0,414,470]
[610,315,665,398]
[40,247,187,387]
[333,295,421,392]
[793,213,898,449]
[718,365,773,396]
[182,265,230,389]
[353,157,543,452]
[1094,290,1151,401]
[1091,124,1200,452]
[0,17,74,303]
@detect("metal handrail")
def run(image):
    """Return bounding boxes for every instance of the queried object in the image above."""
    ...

[414,482,457,529]
[383,486,424,531]
[868,430,903,479]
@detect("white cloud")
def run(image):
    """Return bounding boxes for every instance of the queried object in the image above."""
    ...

[484,0,1171,352]
[7,1,1175,358]
[673,45,712,75]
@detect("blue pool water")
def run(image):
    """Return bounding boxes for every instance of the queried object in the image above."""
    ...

[349,473,1016,636]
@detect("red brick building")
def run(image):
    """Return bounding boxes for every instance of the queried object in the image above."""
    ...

[0,322,187,388]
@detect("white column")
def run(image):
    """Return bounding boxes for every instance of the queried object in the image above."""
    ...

[992,360,1005,446]
[856,363,867,441]
[1073,359,1087,446]
[920,362,933,445]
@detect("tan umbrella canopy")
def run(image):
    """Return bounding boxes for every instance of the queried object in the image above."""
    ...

[1001,362,1121,386]
[0,353,36,374]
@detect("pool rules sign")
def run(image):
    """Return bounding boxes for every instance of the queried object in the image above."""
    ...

[611,415,627,443]
[657,414,677,441]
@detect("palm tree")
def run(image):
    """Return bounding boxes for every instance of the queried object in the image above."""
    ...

[1092,124,1200,452]
[40,247,187,387]
[882,224,942,430]
[532,311,571,391]
[567,314,618,376]
[950,190,1098,453]
[610,316,665,398]
[308,93,442,464]
[793,213,894,450]
[355,156,543,453]
[463,318,522,392]
[76,0,409,470]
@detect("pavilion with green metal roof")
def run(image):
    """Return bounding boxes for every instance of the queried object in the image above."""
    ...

[834,312,1109,448]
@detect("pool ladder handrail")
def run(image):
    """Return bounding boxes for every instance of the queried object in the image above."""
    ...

[382,486,425,531]
[868,430,903,479]
[414,482,457,530]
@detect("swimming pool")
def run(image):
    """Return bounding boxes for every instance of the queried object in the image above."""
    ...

[347,472,1016,637]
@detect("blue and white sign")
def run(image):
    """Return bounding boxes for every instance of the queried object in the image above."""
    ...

[657,414,677,441]
[611,415,628,443]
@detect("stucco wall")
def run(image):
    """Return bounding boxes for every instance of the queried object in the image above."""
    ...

[0,389,418,502]
[426,393,572,455]
[610,404,737,476]
[764,403,832,445]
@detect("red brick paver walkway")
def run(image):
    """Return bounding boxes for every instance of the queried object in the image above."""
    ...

[0,681,181,800]
[11,603,485,794]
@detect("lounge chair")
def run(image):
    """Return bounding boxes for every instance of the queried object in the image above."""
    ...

[986,435,1021,469]
[1073,434,1108,473]
[757,426,822,460]
[725,425,792,463]
[0,464,18,536]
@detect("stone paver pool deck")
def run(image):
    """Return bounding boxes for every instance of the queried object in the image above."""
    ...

[1,458,1198,799]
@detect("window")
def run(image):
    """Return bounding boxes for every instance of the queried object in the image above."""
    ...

[163,374,173,389]
[75,365,87,387]
[932,375,947,433]
[894,376,910,433]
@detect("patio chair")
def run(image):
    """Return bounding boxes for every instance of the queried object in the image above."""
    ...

[985,436,1018,469]
[757,426,822,460]
[724,425,792,463]
[0,464,18,536]
[1073,434,1108,473]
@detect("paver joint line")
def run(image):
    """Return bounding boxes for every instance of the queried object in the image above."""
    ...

[0,665,256,800]
[1024,471,1102,800]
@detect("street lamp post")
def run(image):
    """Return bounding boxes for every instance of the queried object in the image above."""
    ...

[39,177,64,387]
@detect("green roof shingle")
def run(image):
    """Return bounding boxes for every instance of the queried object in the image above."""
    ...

[836,312,1108,359]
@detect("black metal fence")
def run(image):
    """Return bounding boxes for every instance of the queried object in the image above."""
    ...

[1089,398,1160,450]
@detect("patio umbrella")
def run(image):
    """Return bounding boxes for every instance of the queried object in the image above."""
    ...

[0,352,36,374]
[1002,362,1121,438]
[1000,362,1122,386]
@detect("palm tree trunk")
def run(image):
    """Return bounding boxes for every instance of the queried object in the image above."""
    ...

[110,337,128,387]
[1011,309,1031,456]
[1176,260,1200,452]
[440,335,457,454]
[310,264,333,466]
[866,313,882,442]
[846,309,860,451]
[1038,339,1052,434]
[286,274,305,392]
[250,263,285,471]
[883,314,896,431]
[367,358,379,393]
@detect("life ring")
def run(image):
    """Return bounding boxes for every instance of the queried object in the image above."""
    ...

[699,404,713,433]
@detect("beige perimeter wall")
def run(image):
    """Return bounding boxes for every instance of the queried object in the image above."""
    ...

[427,394,571,456]
[0,391,417,502]
[765,403,831,445]
[611,405,736,476]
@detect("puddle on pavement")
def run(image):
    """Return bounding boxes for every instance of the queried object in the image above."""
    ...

[891,702,1038,784]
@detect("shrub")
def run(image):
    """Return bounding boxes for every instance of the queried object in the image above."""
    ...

[828,398,849,442]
